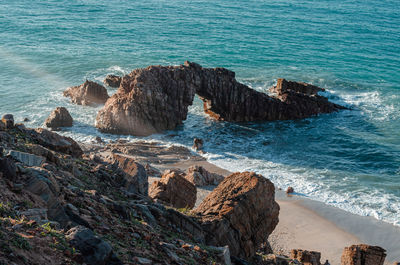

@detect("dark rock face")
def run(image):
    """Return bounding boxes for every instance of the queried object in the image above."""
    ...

[290,249,321,265]
[1,114,14,129]
[44,107,73,128]
[193,171,280,259]
[96,62,346,136]
[64,80,109,106]
[0,157,17,180]
[112,153,148,196]
[341,244,386,265]
[104,74,122,88]
[66,226,122,265]
[149,169,197,209]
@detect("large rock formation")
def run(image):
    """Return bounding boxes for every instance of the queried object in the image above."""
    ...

[149,169,197,209]
[341,244,386,265]
[193,171,280,259]
[96,62,346,136]
[64,80,109,106]
[44,107,73,128]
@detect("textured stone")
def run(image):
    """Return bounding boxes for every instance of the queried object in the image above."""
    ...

[104,74,122,88]
[8,150,46,167]
[44,107,73,128]
[1,114,14,129]
[341,244,386,265]
[271,79,325,96]
[290,249,321,265]
[194,171,280,259]
[149,169,197,209]
[64,80,109,106]
[185,165,224,186]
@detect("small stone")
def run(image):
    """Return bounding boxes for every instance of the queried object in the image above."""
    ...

[44,107,73,128]
[23,117,30,122]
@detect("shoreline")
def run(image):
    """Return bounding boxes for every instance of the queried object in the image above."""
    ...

[138,141,399,264]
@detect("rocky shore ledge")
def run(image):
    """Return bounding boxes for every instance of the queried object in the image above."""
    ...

[0,115,394,265]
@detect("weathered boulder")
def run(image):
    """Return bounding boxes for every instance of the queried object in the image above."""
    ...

[8,150,46,167]
[185,165,224,186]
[29,128,83,157]
[1,114,14,129]
[44,107,73,128]
[271,79,325,96]
[64,80,109,106]
[104,74,122,88]
[193,171,279,259]
[341,244,386,265]
[112,153,148,196]
[96,64,198,136]
[96,62,346,136]
[290,249,321,265]
[66,226,122,265]
[149,169,197,209]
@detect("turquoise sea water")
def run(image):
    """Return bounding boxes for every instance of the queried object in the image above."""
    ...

[1,1,399,225]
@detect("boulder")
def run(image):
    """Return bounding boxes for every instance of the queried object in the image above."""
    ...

[185,165,224,186]
[66,226,122,265]
[1,114,14,129]
[341,244,386,265]
[29,128,83,157]
[112,153,148,196]
[193,171,280,259]
[96,62,346,136]
[290,249,321,265]
[104,74,122,88]
[149,169,197,209]
[8,150,46,167]
[0,157,17,180]
[64,80,109,106]
[44,107,73,128]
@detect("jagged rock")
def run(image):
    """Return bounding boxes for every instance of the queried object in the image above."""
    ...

[66,225,122,265]
[8,150,46,167]
[96,62,345,136]
[112,153,148,196]
[29,128,83,157]
[149,169,197,209]
[193,171,280,259]
[290,249,321,265]
[64,80,109,106]
[145,163,162,178]
[1,114,14,129]
[341,244,386,265]
[44,107,73,128]
[271,79,325,96]
[28,144,61,165]
[104,74,122,88]
[193,138,204,151]
[0,157,17,179]
[185,165,224,186]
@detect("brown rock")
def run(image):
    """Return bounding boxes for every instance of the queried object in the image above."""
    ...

[290,249,321,265]
[64,80,109,106]
[149,169,197,209]
[112,153,148,196]
[341,244,386,265]
[271,79,325,96]
[1,114,14,129]
[185,165,224,186]
[96,62,346,136]
[104,74,122,88]
[192,138,204,151]
[286,186,294,194]
[44,107,73,128]
[193,171,280,259]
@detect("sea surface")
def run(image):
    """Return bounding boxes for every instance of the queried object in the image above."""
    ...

[1,0,399,225]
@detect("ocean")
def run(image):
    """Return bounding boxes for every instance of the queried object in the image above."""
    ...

[1,0,399,225]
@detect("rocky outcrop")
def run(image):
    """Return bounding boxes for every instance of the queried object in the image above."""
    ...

[112,153,148,196]
[192,138,204,151]
[1,114,14,129]
[96,62,346,136]
[271,78,325,96]
[7,150,46,167]
[0,157,17,179]
[290,249,321,265]
[149,169,197,209]
[185,165,224,186]
[341,244,386,265]
[193,171,280,259]
[104,74,122,88]
[44,107,73,128]
[64,80,109,106]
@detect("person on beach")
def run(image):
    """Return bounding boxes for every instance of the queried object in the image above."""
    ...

[324,260,330,265]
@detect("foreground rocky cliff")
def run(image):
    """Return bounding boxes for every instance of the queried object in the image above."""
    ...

[96,62,346,136]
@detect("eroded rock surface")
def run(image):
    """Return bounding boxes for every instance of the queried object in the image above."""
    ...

[44,107,73,128]
[185,165,224,186]
[290,249,321,265]
[149,169,197,209]
[104,74,122,88]
[341,244,386,265]
[64,80,109,106]
[96,62,346,136]
[193,171,280,259]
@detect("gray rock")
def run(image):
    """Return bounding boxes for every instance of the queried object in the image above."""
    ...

[18,208,48,222]
[8,150,46,167]
[208,246,232,265]
[136,257,152,265]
